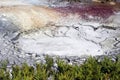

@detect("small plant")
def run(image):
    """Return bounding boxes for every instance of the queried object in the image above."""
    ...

[34,63,48,80]
[45,55,54,71]
[12,65,22,80]
[0,60,10,80]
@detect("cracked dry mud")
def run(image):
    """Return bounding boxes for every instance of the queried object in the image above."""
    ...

[1,17,120,66]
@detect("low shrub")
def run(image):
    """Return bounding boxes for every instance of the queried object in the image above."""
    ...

[0,55,120,80]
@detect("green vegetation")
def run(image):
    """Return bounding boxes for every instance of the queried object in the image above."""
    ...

[0,55,120,80]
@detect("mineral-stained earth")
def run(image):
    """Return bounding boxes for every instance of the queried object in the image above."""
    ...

[0,0,120,65]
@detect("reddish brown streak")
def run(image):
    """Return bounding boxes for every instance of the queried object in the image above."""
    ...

[54,3,119,20]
